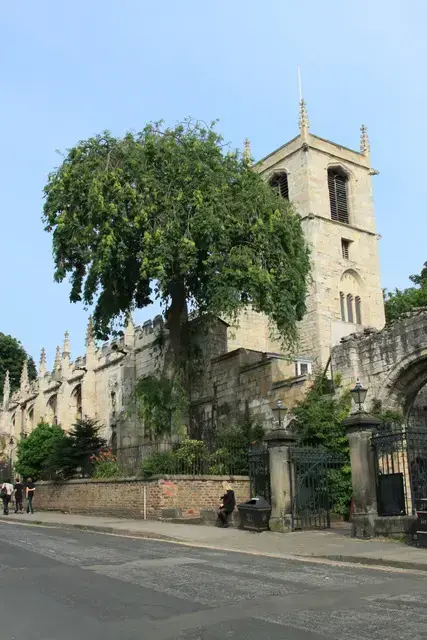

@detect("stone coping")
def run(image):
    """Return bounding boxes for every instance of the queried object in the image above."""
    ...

[37,475,250,486]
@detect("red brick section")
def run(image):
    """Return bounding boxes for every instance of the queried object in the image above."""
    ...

[33,476,250,520]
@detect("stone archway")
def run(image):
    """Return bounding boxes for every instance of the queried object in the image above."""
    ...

[331,309,427,420]
[375,349,427,418]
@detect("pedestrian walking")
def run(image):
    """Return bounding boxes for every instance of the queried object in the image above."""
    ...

[1,479,14,515]
[26,477,35,514]
[217,481,236,528]
[13,477,24,514]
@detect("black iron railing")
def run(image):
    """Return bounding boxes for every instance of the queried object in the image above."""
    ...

[116,438,251,478]
[372,425,427,516]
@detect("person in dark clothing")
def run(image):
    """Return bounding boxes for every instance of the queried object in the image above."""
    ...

[26,478,35,514]
[1,479,13,515]
[217,481,236,528]
[14,478,24,514]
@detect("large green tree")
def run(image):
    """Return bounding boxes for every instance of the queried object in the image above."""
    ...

[43,120,310,390]
[384,262,427,323]
[0,333,37,401]
[15,422,65,480]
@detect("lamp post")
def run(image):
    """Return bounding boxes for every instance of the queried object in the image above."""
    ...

[275,400,286,429]
[9,437,15,476]
[350,379,368,413]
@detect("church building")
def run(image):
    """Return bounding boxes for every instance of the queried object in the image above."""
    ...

[0,101,386,453]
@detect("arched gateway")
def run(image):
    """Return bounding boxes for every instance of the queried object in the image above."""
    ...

[332,308,427,423]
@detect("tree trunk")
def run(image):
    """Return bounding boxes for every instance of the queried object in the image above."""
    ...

[163,282,190,432]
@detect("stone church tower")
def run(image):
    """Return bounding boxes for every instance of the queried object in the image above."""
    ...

[228,101,385,369]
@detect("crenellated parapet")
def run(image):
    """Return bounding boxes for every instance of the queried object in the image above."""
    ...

[1,312,168,447]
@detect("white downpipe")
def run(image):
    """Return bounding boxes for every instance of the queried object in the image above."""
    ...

[143,486,147,520]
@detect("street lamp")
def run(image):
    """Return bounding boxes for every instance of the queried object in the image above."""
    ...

[350,379,368,412]
[9,437,15,475]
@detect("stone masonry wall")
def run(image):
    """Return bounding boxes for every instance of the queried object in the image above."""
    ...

[331,309,427,414]
[33,475,250,521]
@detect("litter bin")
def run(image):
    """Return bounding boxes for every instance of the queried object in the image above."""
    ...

[238,496,271,532]
[415,499,427,548]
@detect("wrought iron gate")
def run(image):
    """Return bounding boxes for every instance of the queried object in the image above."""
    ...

[372,424,427,515]
[290,447,348,531]
[248,444,271,504]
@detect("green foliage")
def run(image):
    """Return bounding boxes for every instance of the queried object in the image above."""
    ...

[44,437,74,479]
[15,422,65,480]
[216,416,265,447]
[0,333,37,402]
[384,262,427,323]
[91,450,123,479]
[45,418,106,479]
[292,375,352,518]
[327,466,353,517]
[371,399,403,426]
[140,450,176,478]
[130,374,188,438]
[292,374,352,454]
[67,418,106,475]
[43,119,310,391]
[139,418,264,478]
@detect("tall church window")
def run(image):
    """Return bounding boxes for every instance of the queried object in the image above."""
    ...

[328,168,349,224]
[269,172,289,200]
[355,296,362,324]
[347,294,354,323]
[340,292,346,321]
[341,239,350,260]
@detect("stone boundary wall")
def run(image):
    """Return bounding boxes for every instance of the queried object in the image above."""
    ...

[34,475,250,521]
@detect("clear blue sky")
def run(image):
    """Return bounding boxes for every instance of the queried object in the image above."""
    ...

[1,0,426,367]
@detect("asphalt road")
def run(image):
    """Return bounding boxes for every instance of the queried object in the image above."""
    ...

[0,523,426,639]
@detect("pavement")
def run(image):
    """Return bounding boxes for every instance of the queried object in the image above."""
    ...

[0,510,426,572]
[1,521,427,639]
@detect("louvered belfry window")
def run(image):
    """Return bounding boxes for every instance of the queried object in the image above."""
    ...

[269,172,289,200]
[328,169,349,224]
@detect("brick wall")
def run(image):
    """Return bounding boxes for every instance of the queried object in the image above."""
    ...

[34,475,250,521]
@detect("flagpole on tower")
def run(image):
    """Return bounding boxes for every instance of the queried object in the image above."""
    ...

[297,66,303,102]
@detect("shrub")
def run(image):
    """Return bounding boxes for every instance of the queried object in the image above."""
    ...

[173,440,208,474]
[140,450,175,478]
[15,422,66,480]
[91,450,124,479]
[327,465,353,518]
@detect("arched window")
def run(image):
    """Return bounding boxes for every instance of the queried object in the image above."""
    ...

[269,172,289,200]
[111,391,117,418]
[346,294,354,323]
[355,296,362,324]
[28,406,34,432]
[72,385,82,421]
[328,168,349,224]
[47,394,58,425]
[340,292,346,321]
